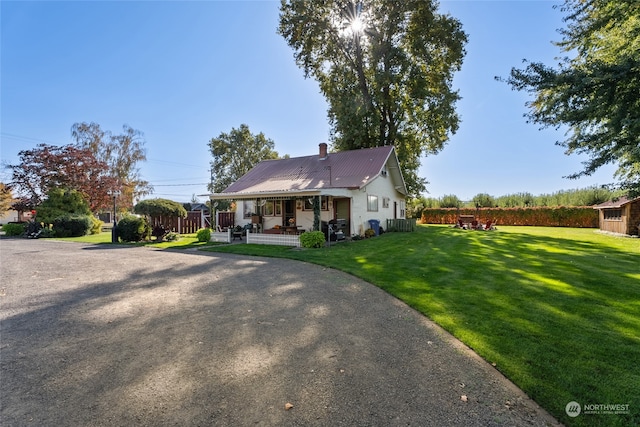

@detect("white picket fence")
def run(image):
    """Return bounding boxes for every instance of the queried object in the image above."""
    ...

[210,229,231,243]
[210,230,301,247]
[246,233,301,247]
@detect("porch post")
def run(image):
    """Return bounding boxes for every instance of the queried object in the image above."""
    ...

[313,195,321,231]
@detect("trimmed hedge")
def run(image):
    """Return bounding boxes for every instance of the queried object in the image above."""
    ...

[2,223,26,236]
[117,215,150,242]
[52,214,92,237]
[196,228,211,242]
[421,207,599,228]
[299,231,326,248]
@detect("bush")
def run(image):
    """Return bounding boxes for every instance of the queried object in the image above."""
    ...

[90,216,103,235]
[3,222,25,236]
[196,228,211,242]
[52,214,92,237]
[299,231,326,248]
[37,188,92,225]
[39,224,55,238]
[364,228,376,238]
[165,232,179,242]
[116,215,149,242]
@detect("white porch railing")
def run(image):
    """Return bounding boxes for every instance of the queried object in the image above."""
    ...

[246,233,301,247]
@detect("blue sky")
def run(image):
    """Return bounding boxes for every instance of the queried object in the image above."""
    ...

[1,0,617,203]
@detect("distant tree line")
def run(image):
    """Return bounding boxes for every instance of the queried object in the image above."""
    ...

[407,186,622,217]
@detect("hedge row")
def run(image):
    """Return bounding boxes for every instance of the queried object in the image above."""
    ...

[420,207,599,228]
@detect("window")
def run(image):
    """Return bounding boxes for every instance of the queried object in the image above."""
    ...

[262,200,282,216]
[303,196,328,211]
[603,208,622,221]
[382,197,390,208]
[243,201,254,218]
[263,201,274,216]
[367,195,378,212]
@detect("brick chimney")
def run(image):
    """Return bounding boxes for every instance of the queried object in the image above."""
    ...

[319,142,328,159]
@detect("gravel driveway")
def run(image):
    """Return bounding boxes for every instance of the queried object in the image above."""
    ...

[0,239,560,426]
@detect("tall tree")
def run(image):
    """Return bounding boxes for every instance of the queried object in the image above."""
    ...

[71,122,153,209]
[278,0,467,196]
[0,183,14,213]
[7,144,118,211]
[501,0,640,196]
[208,124,279,193]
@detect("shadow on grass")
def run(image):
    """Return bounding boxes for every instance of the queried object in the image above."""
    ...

[359,227,639,427]
[206,225,639,427]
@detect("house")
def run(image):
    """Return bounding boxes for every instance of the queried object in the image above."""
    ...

[0,209,19,224]
[207,143,408,238]
[593,196,640,236]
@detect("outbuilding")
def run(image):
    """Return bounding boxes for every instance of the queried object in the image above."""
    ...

[593,196,640,236]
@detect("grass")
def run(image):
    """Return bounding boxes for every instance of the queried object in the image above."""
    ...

[202,225,639,427]
[48,231,221,249]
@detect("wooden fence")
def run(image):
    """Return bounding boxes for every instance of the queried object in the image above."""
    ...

[150,211,206,234]
[386,218,416,232]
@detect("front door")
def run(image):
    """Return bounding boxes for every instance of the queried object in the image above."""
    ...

[334,198,351,234]
[284,200,296,226]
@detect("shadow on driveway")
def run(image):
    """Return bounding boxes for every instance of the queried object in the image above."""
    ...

[0,239,559,426]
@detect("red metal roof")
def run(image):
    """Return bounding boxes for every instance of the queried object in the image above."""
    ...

[222,145,399,195]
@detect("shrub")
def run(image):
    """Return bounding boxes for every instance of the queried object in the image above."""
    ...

[196,228,211,242]
[364,228,376,238]
[165,232,179,241]
[52,214,92,237]
[39,224,55,238]
[299,231,325,248]
[116,215,149,242]
[134,198,187,218]
[37,188,92,225]
[90,216,103,235]
[3,222,25,236]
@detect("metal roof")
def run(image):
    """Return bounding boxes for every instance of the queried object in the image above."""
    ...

[593,196,640,209]
[208,145,406,199]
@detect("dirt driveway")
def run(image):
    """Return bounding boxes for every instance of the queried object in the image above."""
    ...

[0,239,560,426]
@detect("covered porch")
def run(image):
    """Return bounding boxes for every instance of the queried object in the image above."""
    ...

[209,190,353,242]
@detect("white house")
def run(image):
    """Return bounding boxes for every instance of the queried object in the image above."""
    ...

[206,143,408,238]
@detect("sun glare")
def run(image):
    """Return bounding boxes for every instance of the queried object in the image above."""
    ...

[350,16,364,35]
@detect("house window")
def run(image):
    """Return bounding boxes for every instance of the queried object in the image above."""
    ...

[382,197,390,208]
[262,200,282,216]
[367,195,378,212]
[303,196,328,211]
[243,201,254,218]
[603,208,622,221]
[400,200,406,217]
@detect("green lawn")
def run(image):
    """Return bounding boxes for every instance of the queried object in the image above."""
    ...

[203,225,639,427]
[51,231,220,249]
